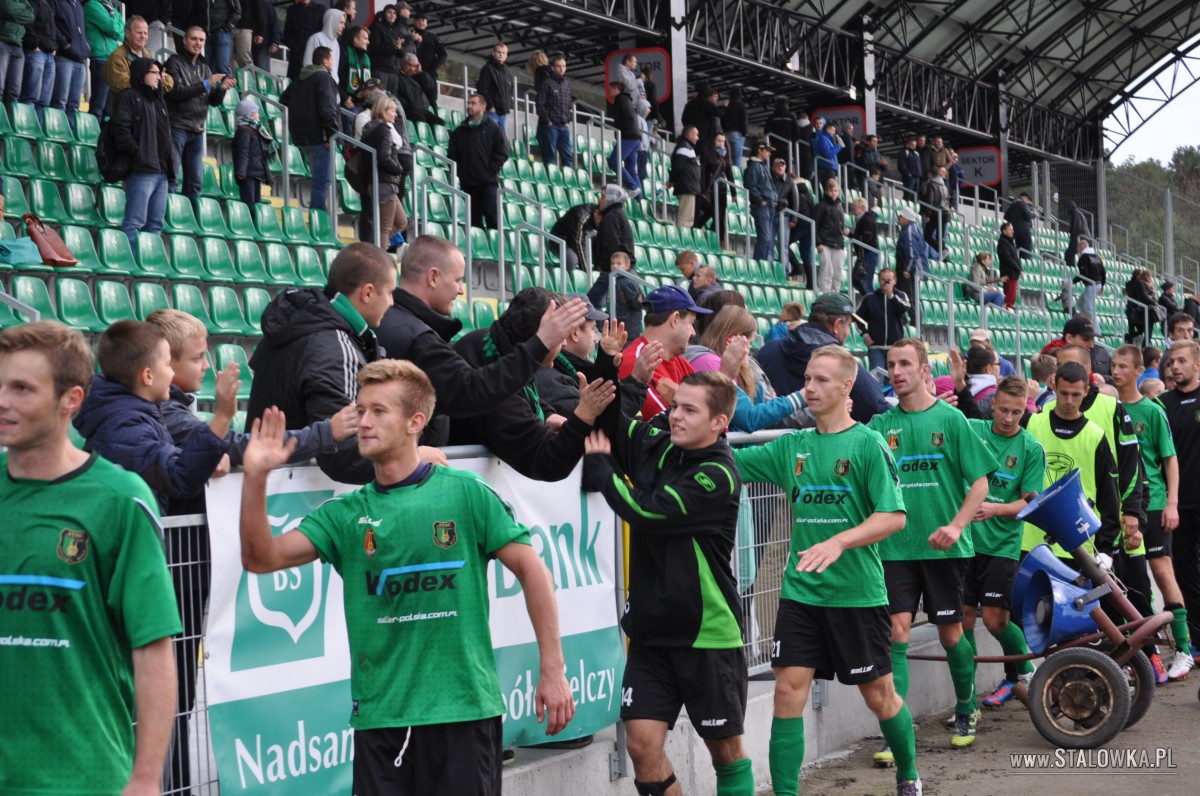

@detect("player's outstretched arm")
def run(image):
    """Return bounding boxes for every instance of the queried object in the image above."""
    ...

[123,636,176,796]
[240,407,320,573]
[929,476,989,550]
[797,510,906,574]
[495,541,575,736]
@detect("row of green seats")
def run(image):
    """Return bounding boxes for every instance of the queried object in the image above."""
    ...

[0,103,100,147]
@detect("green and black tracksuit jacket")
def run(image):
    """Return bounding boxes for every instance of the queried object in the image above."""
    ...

[582,413,744,649]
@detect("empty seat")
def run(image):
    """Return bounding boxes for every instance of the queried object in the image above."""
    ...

[293,245,325,287]
[253,204,285,242]
[165,194,204,236]
[42,108,74,144]
[232,240,270,284]
[65,183,104,227]
[55,277,107,332]
[207,285,256,335]
[167,235,209,281]
[97,228,142,276]
[99,185,125,227]
[2,138,40,177]
[263,242,299,286]
[281,207,315,246]
[201,238,240,283]
[36,142,73,181]
[95,280,137,324]
[2,180,30,220]
[10,103,43,140]
[214,343,252,399]
[74,113,100,147]
[243,286,271,333]
[134,281,171,319]
[134,233,174,278]
[196,197,233,237]
[11,275,61,322]
[225,201,260,241]
[60,226,101,272]
[309,209,339,248]
[171,282,218,331]
[29,180,69,224]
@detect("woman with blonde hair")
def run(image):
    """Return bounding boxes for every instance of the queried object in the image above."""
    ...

[685,305,810,431]
[361,95,411,247]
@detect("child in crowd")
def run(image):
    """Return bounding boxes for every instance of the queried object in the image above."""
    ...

[1140,378,1165,400]
[588,250,644,338]
[1030,353,1057,410]
[233,97,278,207]
[764,301,805,343]
[1140,345,1162,384]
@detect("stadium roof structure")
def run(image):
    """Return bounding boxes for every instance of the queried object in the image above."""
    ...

[420,0,1200,172]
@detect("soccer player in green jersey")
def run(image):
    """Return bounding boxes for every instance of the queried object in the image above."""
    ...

[0,321,181,795]
[963,377,1045,708]
[1112,344,1192,680]
[868,339,997,755]
[239,360,577,795]
[734,345,921,796]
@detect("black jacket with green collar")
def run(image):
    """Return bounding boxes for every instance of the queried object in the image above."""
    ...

[583,412,744,649]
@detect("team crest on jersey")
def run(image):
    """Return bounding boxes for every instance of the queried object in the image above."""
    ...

[834,459,850,477]
[694,472,716,492]
[1133,422,1146,435]
[930,432,944,448]
[1005,454,1017,469]
[794,454,808,476]
[56,529,89,565]
[887,434,900,450]
[364,527,377,558]
[433,521,458,549]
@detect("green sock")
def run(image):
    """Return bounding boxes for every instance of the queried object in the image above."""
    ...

[1169,605,1190,652]
[994,621,1035,675]
[879,703,919,783]
[714,757,755,796]
[945,635,977,714]
[891,641,910,701]
[768,716,804,796]
[963,628,977,657]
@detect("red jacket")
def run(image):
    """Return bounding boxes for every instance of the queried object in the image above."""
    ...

[620,337,694,419]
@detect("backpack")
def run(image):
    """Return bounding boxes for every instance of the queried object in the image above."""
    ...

[95,120,132,183]
[344,146,370,195]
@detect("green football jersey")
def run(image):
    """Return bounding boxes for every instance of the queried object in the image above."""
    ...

[298,465,531,731]
[966,419,1046,560]
[0,454,181,796]
[733,424,905,608]
[868,399,998,561]
[1123,397,1176,511]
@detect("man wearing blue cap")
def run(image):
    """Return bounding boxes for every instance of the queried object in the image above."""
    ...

[619,285,712,420]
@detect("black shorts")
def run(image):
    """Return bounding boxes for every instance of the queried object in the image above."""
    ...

[771,599,893,684]
[620,645,747,739]
[884,558,967,623]
[353,717,502,796]
[1143,510,1172,559]
[962,553,1021,610]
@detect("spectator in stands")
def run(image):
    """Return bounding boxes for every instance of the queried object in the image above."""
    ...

[550,202,599,270]
[283,0,326,80]
[694,290,744,339]
[771,158,801,280]
[19,0,54,118]
[867,166,883,209]
[764,301,805,344]
[691,264,722,304]
[758,291,890,422]
[813,120,843,187]
[303,7,344,79]
[232,97,276,207]
[414,13,445,77]
[1167,311,1195,346]
[451,287,617,481]
[166,28,234,203]
[838,123,857,175]
[394,52,442,124]
[948,151,964,207]
[1030,354,1057,409]
[619,285,710,419]
[1064,199,1091,270]
[1039,314,1111,380]
[110,57,174,252]
[106,15,171,96]
[606,81,642,194]
[814,178,846,292]
[855,134,884,189]
[962,343,1004,418]
[745,140,778,261]
[996,220,1021,310]
[613,50,639,97]
[174,0,238,75]
[1124,269,1156,344]
[588,250,644,338]
[476,40,512,131]
[894,207,926,317]
[49,0,89,127]
[1074,237,1106,331]
[447,92,507,230]
[0,0,32,104]
[850,196,879,294]
[855,268,909,374]
[720,86,746,166]
[1184,291,1200,327]
[83,0,121,117]
[763,97,800,169]
[596,184,634,273]
[282,46,339,215]
[375,235,589,446]
[967,252,1006,308]
[74,320,228,513]
[1159,281,1181,334]
[338,24,371,107]
[536,53,573,168]
[922,165,951,254]
[248,243,397,483]
[675,249,699,284]
[966,328,1016,377]
[368,4,406,94]
[931,136,951,172]
[670,125,703,228]
[699,131,734,250]
[525,48,548,91]
[916,133,934,194]
[1141,346,1162,383]
[680,84,724,147]
[361,95,411,248]
[898,136,920,199]
[231,0,259,68]
[1004,193,1035,259]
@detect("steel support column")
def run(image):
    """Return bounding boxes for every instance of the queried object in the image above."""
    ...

[1097,158,1107,250]
[862,18,877,135]
[998,77,1010,199]
[1165,188,1175,278]
[669,0,687,135]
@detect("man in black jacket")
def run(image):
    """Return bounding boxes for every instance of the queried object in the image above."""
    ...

[1003,193,1035,260]
[536,53,573,167]
[414,13,445,76]
[447,92,507,229]
[282,0,326,80]
[475,40,511,131]
[282,46,339,214]
[375,236,588,446]
[996,221,1022,310]
[550,203,599,270]
[855,268,911,374]
[166,27,235,202]
[49,0,90,125]
[367,3,408,95]
[595,184,634,273]
[770,158,801,279]
[670,126,703,228]
[680,84,723,149]
[607,81,642,194]
[582,370,755,796]
[395,51,442,124]
[247,243,396,484]
[450,287,617,482]
[111,57,175,253]
[850,196,880,294]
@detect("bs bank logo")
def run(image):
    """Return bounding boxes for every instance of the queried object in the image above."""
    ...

[231,490,335,672]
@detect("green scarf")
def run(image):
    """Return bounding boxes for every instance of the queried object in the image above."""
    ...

[483,332,544,420]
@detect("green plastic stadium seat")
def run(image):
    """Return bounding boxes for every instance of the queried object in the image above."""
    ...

[171,282,218,331]
[207,106,233,138]
[0,294,21,327]
[337,179,361,213]
[165,194,204,236]
[12,275,61,322]
[11,103,43,140]
[97,228,141,276]
[201,239,240,283]
[243,286,270,333]
[215,343,253,400]
[450,299,473,336]
[309,210,338,248]
[253,204,285,242]
[0,220,12,239]
[217,163,241,200]
[3,138,41,178]
[472,298,497,328]
[207,285,255,335]
[225,201,260,241]
[69,146,102,185]
[60,226,100,272]
[201,161,223,197]
[264,242,300,286]
[37,142,73,181]
[232,240,270,284]
[293,245,325,287]
[42,108,73,144]
[99,185,125,227]
[196,197,233,237]
[167,235,209,281]
[29,180,69,224]
[281,207,315,246]
[55,277,107,332]
[74,113,100,147]
[135,233,174,279]
[2,180,29,220]
[95,280,138,324]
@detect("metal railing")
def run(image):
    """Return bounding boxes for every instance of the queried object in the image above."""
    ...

[1123,294,1155,348]
[497,185,546,281]
[0,291,40,322]
[713,176,751,259]
[329,131,379,248]
[606,265,656,324]
[779,206,816,286]
[409,142,457,232]
[511,222,568,297]
[418,175,472,305]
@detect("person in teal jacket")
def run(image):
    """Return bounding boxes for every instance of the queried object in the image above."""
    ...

[83,0,121,117]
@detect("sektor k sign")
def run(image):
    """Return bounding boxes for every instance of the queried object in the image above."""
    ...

[605,47,671,102]
[957,146,1003,187]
